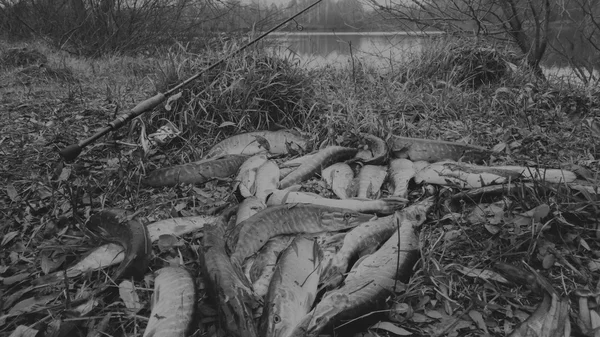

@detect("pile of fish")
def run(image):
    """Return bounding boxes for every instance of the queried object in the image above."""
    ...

[41,129,591,336]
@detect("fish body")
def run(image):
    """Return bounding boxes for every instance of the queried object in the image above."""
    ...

[247,235,295,298]
[227,204,374,267]
[290,207,425,337]
[143,267,195,337]
[388,158,415,198]
[352,133,388,165]
[201,218,258,337]
[34,215,218,285]
[389,135,490,163]
[234,154,269,198]
[492,165,577,184]
[321,163,354,199]
[279,146,358,189]
[236,196,267,226]
[266,190,406,215]
[84,209,151,281]
[255,160,280,203]
[280,153,317,168]
[321,198,434,289]
[205,130,307,159]
[144,155,248,187]
[356,165,388,199]
[414,161,509,188]
[260,236,321,337]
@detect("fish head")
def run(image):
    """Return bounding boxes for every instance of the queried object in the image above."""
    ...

[262,301,294,337]
[322,210,374,229]
[397,197,436,227]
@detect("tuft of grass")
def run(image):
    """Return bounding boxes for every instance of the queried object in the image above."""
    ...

[1,35,600,337]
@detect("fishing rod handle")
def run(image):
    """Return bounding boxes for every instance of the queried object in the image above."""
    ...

[59,93,166,161]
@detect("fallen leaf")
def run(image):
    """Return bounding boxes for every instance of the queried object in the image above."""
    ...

[411,312,433,323]
[8,295,55,315]
[218,121,236,128]
[542,254,555,269]
[455,266,509,283]
[468,310,488,334]
[370,321,412,336]
[8,325,39,337]
[6,183,19,202]
[426,310,443,319]
[1,231,19,246]
[118,280,143,314]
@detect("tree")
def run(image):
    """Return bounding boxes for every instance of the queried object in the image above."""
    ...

[368,0,553,78]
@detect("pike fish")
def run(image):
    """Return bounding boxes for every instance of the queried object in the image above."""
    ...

[205,130,307,159]
[356,165,388,199]
[352,133,389,165]
[143,267,195,337]
[259,236,322,337]
[234,154,269,198]
[255,160,280,204]
[226,204,374,267]
[144,155,248,187]
[201,215,258,337]
[266,190,406,215]
[84,209,151,281]
[388,158,415,198]
[389,135,491,163]
[246,235,295,298]
[279,146,358,189]
[321,163,354,199]
[321,198,434,289]
[290,208,425,337]
[236,196,267,226]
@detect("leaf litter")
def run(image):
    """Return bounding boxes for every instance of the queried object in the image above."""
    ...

[1,40,600,337]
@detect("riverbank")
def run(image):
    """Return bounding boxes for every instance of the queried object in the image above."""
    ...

[1,37,598,336]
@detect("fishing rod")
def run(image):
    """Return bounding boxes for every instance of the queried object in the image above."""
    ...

[58,0,323,161]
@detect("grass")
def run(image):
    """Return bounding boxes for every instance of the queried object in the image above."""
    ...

[1,35,599,336]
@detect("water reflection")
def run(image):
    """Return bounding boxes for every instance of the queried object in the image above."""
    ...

[264,32,597,83]
[266,32,432,69]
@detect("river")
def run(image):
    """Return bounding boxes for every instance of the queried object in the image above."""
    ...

[264,31,594,82]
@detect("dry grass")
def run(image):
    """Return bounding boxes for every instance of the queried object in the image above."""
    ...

[1,36,599,337]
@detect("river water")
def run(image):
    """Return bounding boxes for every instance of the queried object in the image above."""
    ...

[264,31,591,82]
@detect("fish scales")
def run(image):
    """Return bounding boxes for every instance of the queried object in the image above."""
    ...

[144,155,248,187]
[227,204,373,267]
[255,160,280,203]
[266,190,406,215]
[279,146,358,189]
[248,235,295,298]
[143,267,195,337]
[321,163,354,199]
[388,158,415,198]
[321,199,434,289]
[260,236,321,337]
[352,133,389,165]
[201,217,258,337]
[236,196,266,226]
[356,165,388,199]
[234,154,269,198]
[290,204,429,337]
[84,209,151,281]
[389,135,490,163]
[205,130,307,159]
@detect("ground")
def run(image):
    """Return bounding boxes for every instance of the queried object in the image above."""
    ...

[1,37,599,337]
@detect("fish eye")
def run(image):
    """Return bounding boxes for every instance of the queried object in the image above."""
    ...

[273,314,281,324]
[415,214,422,221]
[343,213,352,221]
